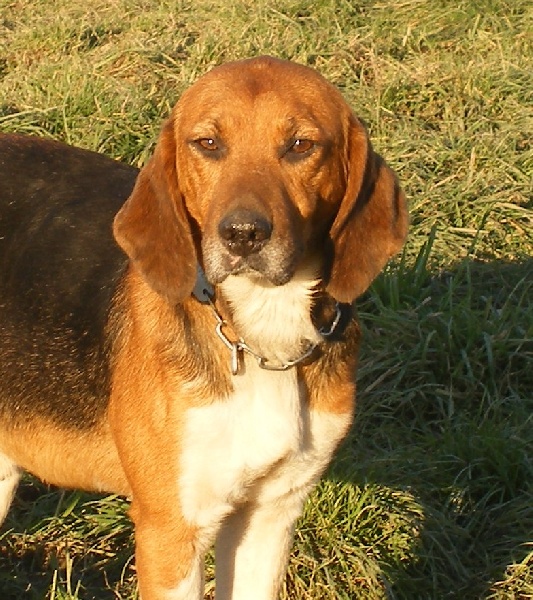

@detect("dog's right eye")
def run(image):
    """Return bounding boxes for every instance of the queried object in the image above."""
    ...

[195,138,220,152]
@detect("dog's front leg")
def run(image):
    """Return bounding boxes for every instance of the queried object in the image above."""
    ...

[0,454,20,526]
[214,493,306,600]
[109,387,207,599]
[131,501,205,600]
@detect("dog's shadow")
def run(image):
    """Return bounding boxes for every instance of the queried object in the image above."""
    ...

[1,259,531,599]
[319,257,532,599]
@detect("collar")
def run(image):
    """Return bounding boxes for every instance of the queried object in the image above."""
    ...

[192,266,346,375]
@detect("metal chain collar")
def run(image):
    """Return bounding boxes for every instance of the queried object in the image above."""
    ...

[193,269,342,375]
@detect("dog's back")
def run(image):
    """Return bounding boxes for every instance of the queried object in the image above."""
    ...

[0,135,137,427]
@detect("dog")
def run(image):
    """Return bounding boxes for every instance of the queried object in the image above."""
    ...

[0,56,408,599]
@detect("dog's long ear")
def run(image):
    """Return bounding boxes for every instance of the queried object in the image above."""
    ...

[327,116,408,303]
[113,117,197,305]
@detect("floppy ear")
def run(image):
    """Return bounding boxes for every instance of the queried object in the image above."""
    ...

[327,116,408,303]
[113,117,197,305]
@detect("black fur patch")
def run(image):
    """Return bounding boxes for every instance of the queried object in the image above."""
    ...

[0,135,138,429]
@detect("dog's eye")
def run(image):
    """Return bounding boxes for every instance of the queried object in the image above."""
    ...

[196,138,219,151]
[290,139,314,154]
[283,138,315,162]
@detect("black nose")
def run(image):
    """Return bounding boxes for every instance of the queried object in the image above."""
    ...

[218,209,272,257]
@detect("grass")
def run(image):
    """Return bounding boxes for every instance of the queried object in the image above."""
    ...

[0,0,531,598]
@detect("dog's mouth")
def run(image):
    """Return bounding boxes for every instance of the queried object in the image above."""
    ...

[198,204,306,288]
[202,238,301,287]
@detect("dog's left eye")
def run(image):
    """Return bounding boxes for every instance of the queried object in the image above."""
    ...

[289,139,314,154]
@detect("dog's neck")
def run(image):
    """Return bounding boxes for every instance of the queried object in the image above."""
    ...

[192,262,349,373]
[218,269,321,365]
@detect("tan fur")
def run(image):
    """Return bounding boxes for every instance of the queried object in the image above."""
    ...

[0,420,129,494]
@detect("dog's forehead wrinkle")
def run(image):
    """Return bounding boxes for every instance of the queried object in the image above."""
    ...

[180,70,344,141]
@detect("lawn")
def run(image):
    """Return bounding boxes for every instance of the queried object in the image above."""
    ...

[0,0,531,598]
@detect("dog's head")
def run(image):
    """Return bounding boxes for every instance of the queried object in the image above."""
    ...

[113,56,408,304]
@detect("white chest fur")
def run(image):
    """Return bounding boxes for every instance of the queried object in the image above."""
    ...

[178,270,351,539]
[179,364,302,527]
[179,363,351,533]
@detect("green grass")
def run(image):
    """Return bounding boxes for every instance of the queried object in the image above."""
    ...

[0,0,531,598]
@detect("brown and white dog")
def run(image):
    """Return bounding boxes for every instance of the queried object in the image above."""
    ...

[0,56,408,599]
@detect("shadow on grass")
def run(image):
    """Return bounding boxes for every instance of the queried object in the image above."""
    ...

[0,481,135,600]
[330,257,532,598]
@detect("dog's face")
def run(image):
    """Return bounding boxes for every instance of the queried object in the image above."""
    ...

[114,56,408,304]
[173,59,350,288]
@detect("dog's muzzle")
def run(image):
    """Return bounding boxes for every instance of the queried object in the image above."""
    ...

[203,205,300,286]
[218,208,273,258]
